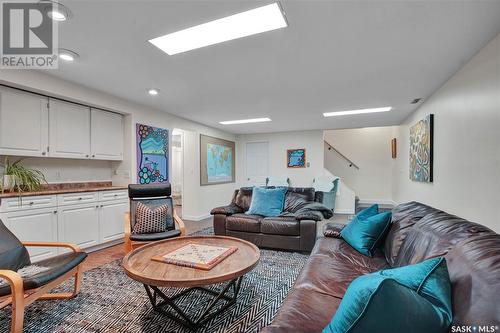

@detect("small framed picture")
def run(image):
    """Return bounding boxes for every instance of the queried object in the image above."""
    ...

[287,148,306,168]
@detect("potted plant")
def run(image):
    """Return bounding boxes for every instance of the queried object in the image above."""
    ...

[1,157,47,194]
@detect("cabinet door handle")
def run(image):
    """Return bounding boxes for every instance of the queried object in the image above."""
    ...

[53,210,57,214]
[29,201,34,205]
[41,152,46,156]
[96,205,99,208]
[78,197,83,200]
[91,155,95,158]
[86,154,89,158]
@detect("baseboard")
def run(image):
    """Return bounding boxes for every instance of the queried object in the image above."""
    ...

[357,199,397,207]
[183,214,212,221]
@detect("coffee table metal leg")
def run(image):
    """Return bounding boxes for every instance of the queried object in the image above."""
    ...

[143,276,244,330]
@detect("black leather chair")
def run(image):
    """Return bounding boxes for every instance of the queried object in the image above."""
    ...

[0,219,87,333]
[124,183,186,253]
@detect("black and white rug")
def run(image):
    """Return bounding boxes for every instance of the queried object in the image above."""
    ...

[0,229,309,333]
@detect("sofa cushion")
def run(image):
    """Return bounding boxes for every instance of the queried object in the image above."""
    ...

[323,257,452,333]
[129,229,181,242]
[341,211,392,257]
[283,187,315,213]
[247,187,287,217]
[226,213,263,233]
[234,187,253,210]
[261,216,300,236]
[296,237,389,298]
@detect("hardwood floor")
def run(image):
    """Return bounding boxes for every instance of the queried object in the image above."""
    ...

[82,217,213,272]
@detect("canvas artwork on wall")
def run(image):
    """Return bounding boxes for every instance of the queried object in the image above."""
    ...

[136,124,169,184]
[409,114,434,182]
[287,148,306,168]
[200,135,235,186]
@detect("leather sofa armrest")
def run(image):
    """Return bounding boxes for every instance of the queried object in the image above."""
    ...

[295,211,323,221]
[210,203,243,216]
[323,222,345,238]
[299,219,317,251]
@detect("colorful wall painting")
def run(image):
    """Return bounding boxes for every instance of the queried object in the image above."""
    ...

[136,124,169,184]
[409,114,434,182]
[200,135,235,186]
[287,148,306,168]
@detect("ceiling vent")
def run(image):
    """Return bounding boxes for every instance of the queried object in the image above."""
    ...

[411,98,422,104]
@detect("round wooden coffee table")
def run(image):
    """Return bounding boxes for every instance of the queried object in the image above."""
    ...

[122,235,260,330]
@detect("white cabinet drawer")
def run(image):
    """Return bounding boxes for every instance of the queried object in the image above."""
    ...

[99,190,128,202]
[57,192,98,206]
[0,195,57,212]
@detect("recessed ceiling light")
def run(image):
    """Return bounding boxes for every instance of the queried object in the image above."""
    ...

[149,2,287,55]
[148,89,159,96]
[323,107,393,117]
[219,117,271,125]
[41,1,72,21]
[57,49,79,62]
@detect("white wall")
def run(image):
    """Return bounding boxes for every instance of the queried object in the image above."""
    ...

[392,34,500,232]
[236,130,325,188]
[0,70,237,220]
[324,127,396,203]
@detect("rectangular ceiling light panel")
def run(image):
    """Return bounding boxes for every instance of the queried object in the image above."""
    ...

[323,107,392,117]
[219,117,271,125]
[149,3,287,55]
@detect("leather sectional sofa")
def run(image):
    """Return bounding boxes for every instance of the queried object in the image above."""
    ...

[211,187,332,252]
[262,201,500,332]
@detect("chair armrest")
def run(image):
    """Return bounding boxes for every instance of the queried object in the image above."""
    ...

[0,269,23,294]
[173,211,186,236]
[323,222,345,238]
[124,212,131,236]
[210,203,243,216]
[22,241,81,253]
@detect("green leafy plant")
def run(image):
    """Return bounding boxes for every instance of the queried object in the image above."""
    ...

[1,157,47,194]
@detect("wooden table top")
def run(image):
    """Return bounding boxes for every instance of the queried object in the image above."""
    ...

[122,236,260,288]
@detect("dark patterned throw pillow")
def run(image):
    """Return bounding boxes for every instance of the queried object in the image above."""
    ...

[133,202,168,234]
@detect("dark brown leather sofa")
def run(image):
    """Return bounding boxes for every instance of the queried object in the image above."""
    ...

[211,187,332,252]
[262,201,500,332]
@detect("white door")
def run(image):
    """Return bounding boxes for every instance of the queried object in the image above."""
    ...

[49,99,91,159]
[245,142,269,186]
[58,203,99,251]
[3,208,58,262]
[99,200,127,243]
[0,87,48,157]
[91,109,123,160]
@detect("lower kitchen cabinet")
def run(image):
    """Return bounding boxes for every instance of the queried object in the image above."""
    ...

[58,203,100,251]
[3,208,58,261]
[99,201,127,243]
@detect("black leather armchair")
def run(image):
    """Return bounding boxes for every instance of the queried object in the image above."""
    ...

[0,219,87,333]
[124,183,186,253]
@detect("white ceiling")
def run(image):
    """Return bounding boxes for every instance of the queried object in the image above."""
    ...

[44,0,500,134]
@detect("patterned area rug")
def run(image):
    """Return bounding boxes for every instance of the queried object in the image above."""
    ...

[0,228,309,333]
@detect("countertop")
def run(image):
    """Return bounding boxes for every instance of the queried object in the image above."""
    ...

[0,182,128,198]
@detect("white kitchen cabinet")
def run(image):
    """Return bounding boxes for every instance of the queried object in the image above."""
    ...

[0,86,49,157]
[49,99,91,159]
[99,200,127,243]
[58,203,100,251]
[91,109,123,160]
[3,208,58,262]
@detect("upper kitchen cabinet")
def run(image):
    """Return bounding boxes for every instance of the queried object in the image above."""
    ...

[91,109,123,161]
[0,86,49,157]
[49,99,91,159]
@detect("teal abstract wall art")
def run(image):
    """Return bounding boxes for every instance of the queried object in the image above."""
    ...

[136,123,169,184]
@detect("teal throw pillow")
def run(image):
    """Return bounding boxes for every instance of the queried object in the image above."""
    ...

[323,257,453,333]
[246,187,287,217]
[341,211,392,257]
[356,204,379,220]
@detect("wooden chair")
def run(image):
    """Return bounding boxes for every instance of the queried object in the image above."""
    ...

[0,219,86,333]
[124,183,186,253]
